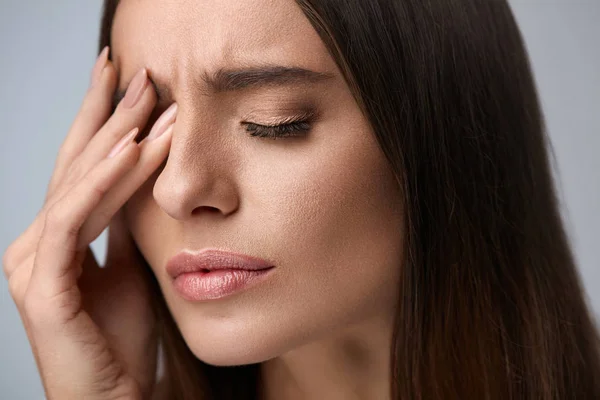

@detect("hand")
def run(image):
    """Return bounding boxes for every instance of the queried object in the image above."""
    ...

[2,46,176,399]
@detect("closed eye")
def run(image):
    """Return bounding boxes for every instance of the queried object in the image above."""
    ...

[243,120,311,139]
[242,108,316,140]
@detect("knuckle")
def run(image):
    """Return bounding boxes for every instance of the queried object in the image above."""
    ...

[7,273,25,303]
[2,245,16,278]
[89,180,110,202]
[44,204,79,237]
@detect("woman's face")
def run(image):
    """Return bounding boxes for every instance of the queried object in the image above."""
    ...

[114,0,404,365]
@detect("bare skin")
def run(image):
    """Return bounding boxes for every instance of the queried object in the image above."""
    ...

[114,1,404,399]
[3,0,404,399]
[3,48,171,399]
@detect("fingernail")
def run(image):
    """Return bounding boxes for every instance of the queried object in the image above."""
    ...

[146,103,178,141]
[122,68,148,109]
[108,127,139,158]
[90,46,109,88]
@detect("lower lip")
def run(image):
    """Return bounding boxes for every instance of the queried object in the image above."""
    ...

[172,267,274,301]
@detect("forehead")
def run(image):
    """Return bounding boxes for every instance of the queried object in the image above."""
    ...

[111,0,337,86]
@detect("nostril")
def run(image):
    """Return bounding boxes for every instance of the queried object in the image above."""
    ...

[191,206,221,216]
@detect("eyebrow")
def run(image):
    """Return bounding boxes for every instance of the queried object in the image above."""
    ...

[112,65,336,109]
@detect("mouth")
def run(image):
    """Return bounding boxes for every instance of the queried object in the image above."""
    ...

[165,248,276,279]
[168,260,275,301]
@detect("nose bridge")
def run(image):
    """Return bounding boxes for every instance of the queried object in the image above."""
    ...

[152,100,239,220]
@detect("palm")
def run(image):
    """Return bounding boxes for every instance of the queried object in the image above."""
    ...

[77,209,159,396]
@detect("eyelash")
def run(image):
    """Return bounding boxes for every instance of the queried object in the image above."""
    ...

[113,105,316,141]
[243,119,312,139]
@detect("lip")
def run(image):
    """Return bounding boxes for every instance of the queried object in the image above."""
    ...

[166,248,275,279]
[166,249,276,301]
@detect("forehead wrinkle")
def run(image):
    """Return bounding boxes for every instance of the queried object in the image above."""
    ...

[112,63,337,112]
[110,0,338,110]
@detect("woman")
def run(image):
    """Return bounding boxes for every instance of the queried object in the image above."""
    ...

[3,0,600,398]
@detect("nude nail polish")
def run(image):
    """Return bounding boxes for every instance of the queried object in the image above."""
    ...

[147,103,178,141]
[122,68,148,109]
[108,127,139,158]
[90,46,109,88]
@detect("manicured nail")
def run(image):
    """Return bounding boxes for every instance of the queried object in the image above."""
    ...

[90,46,109,88]
[151,123,175,143]
[122,68,148,109]
[146,103,178,141]
[108,127,139,158]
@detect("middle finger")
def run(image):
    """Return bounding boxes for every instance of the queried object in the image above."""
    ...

[64,67,158,186]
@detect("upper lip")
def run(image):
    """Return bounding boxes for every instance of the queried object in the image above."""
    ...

[166,248,275,279]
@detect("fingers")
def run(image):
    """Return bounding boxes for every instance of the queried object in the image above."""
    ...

[47,47,116,199]
[78,122,175,248]
[77,209,137,290]
[2,48,169,399]
[27,131,142,302]
[53,61,157,203]
[7,56,162,274]
[70,67,158,181]
[6,48,116,277]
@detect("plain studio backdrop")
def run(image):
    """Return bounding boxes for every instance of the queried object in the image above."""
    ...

[0,1,598,398]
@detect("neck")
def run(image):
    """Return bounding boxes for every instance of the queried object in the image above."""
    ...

[257,312,394,400]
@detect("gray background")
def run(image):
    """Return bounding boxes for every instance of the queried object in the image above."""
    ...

[1,1,598,398]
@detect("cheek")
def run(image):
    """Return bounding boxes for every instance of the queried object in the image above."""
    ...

[256,119,404,325]
[120,117,404,362]
[123,113,404,309]
[122,172,164,270]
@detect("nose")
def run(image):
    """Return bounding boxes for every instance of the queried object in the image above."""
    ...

[152,110,239,220]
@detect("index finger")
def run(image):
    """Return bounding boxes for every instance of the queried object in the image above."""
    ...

[46,46,117,200]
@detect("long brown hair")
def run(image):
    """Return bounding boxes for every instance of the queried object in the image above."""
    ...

[99,1,600,398]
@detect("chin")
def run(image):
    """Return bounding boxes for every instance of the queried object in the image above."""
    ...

[174,318,272,366]
[185,335,283,367]
[179,319,315,367]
